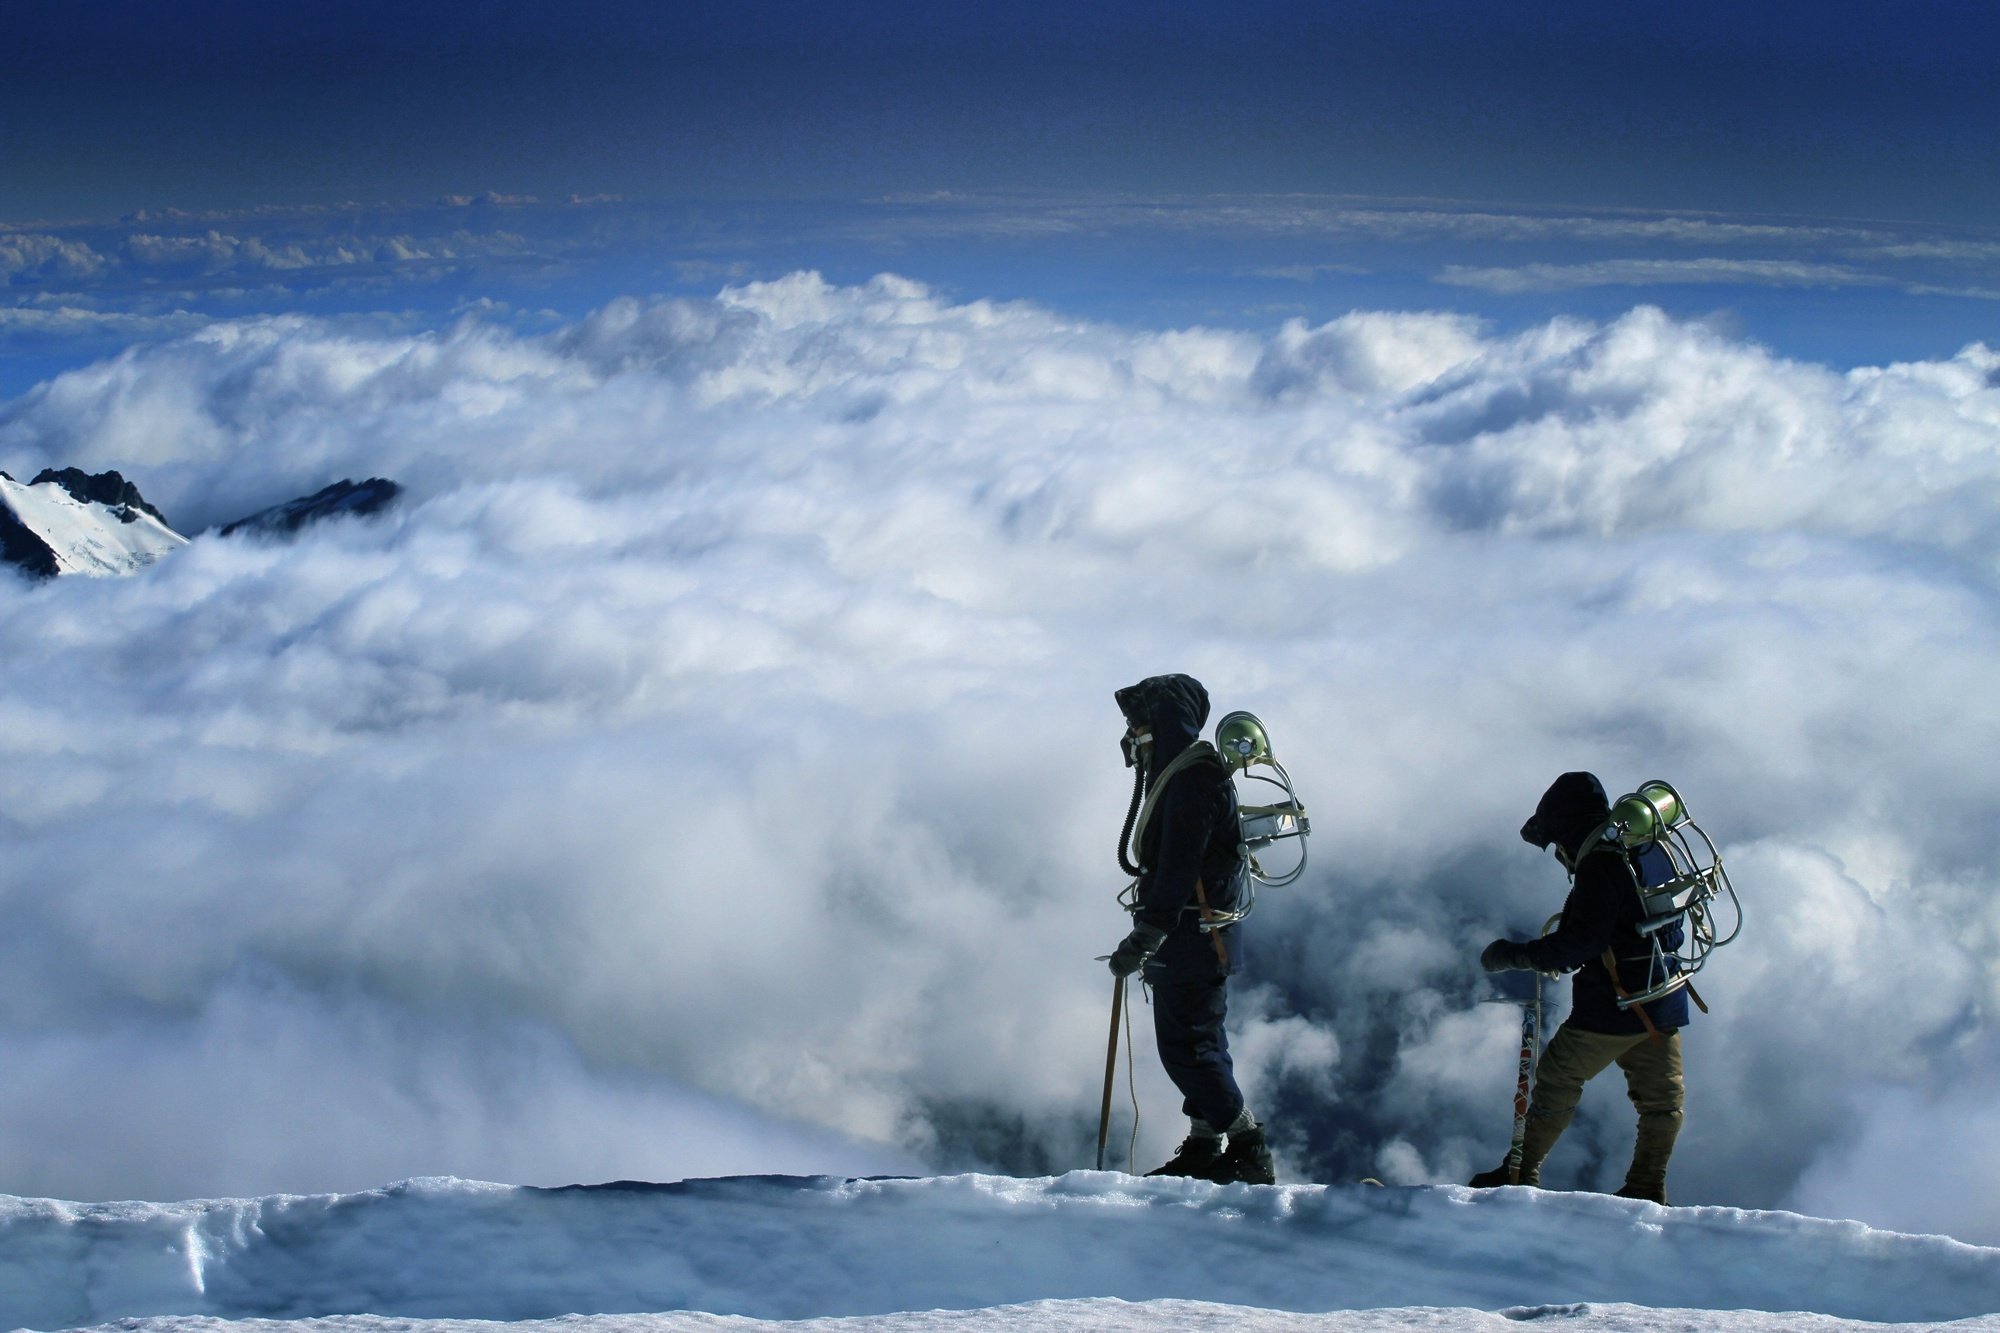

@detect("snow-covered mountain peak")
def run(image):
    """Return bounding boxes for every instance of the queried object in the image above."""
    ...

[28,466,175,526]
[0,468,188,579]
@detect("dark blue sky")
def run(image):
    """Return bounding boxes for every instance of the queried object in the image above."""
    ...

[5,1,1998,379]
[5,0,1998,223]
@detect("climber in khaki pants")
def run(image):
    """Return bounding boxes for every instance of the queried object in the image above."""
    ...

[1470,772,1692,1204]
[1509,1024,1684,1200]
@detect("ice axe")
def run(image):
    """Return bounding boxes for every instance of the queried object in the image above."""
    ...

[1480,969,1541,1184]
[1095,974,1125,1171]
[1481,912,1560,1182]
[1506,974,1540,1183]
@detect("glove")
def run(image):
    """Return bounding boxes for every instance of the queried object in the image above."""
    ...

[1108,923,1169,978]
[1480,938,1531,973]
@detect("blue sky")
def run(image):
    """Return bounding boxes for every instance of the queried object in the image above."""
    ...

[7,0,1999,220]
[3,1,1999,377]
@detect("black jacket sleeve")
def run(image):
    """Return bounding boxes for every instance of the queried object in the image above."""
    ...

[1515,851,1624,974]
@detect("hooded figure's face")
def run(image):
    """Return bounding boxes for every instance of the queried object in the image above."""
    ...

[1519,771,1610,861]
[1114,674,1211,772]
[1120,718,1151,770]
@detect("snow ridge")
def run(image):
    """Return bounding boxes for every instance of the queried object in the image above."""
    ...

[3,1173,1998,1331]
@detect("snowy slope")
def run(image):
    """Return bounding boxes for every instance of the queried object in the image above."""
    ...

[0,472,187,577]
[4,1173,1998,1333]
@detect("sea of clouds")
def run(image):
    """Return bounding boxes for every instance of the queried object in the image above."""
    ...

[1,273,1998,1240]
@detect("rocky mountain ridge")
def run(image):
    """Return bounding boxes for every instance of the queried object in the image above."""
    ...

[218,477,403,538]
[1,469,401,580]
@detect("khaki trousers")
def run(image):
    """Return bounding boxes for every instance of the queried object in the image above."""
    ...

[1517,1022,1684,1202]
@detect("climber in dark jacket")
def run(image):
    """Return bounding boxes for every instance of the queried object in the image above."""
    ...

[1470,771,1689,1203]
[1105,673,1272,1185]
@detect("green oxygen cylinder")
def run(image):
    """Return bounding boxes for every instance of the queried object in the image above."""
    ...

[1609,780,1685,846]
[1214,711,1272,772]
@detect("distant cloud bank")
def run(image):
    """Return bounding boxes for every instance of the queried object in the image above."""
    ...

[1436,257,1888,294]
[6,192,2000,364]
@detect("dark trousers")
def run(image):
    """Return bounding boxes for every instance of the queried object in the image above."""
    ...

[1150,975,1245,1131]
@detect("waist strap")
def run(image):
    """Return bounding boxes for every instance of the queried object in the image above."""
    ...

[1601,948,1663,1045]
[1194,877,1229,968]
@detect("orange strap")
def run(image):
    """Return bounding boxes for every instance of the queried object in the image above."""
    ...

[1601,948,1663,1044]
[1193,877,1230,968]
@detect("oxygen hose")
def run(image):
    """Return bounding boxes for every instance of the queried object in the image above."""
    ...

[1117,764,1147,877]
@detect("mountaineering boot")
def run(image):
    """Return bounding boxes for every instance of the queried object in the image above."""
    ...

[1615,1124,1674,1204]
[1468,1106,1564,1188]
[1617,1035,1682,1207]
[1509,1102,1568,1186]
[1207,1123,1276,1185]
[1145,1132,1224,1178]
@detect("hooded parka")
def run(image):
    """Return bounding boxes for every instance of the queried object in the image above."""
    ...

[1115,673,1247,981]
[1115,673,1252,1137]
[1514,771,1690,1036]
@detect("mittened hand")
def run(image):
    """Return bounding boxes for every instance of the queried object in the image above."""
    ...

[1480,938,1527,972]
[1109,923,1169,977]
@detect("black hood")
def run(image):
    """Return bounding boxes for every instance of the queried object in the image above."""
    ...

[1520,771,1609,858]
[1115,673,1210,769]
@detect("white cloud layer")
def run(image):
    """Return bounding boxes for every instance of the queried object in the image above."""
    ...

[3,275,2000,1240]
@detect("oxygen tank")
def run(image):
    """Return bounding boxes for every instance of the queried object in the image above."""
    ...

[1215,711,1272,772]
[1596,778,1742,1009]
[1609,780,1685,847]
[1213,711,1311,887]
